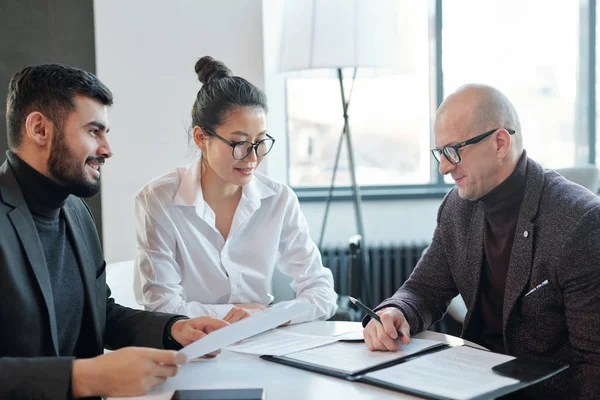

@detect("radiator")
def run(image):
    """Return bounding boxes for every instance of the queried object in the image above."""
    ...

[320,242,429,305]
[320,242,459,334]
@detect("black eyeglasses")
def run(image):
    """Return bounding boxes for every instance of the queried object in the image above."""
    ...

[431,128,516,165]
[202,127,275,160]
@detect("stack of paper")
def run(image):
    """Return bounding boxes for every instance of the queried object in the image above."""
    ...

[178,302,313,360]
[281,338,444,375]
[365,346,520,400]
[226,330,340,356]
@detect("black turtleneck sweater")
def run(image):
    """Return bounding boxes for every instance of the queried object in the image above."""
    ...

[474,152,528,353]
[7,151,85,357]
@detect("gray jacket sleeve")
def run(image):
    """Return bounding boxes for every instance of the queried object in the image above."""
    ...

[0,297,176,400]
[558,206,600,398]
[0,357,73,399]
[103,280,179,350]
[364,193,459,333]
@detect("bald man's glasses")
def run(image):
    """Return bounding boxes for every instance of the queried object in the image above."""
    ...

[431,128,516,165]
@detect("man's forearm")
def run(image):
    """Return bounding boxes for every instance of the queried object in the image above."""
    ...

[71,358,95,398]
[0,357,73,399]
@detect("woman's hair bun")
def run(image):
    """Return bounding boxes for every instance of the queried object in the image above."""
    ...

[194,56,233,84]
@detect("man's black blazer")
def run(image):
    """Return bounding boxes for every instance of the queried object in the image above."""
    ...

[0,160,176,399]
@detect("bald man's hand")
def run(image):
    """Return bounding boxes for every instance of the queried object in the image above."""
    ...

[363,308,411,351]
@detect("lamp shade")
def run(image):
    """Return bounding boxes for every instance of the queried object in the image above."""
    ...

[279,0,405,73]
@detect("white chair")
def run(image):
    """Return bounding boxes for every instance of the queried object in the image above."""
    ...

[555,165,600,193]
[105,260,142,310]
[447,295,468,323]
[271,267,296,302]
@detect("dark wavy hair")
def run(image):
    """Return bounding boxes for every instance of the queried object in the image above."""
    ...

[5,64,113,149]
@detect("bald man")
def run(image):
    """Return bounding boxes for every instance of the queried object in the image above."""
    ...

[363,84,600,398]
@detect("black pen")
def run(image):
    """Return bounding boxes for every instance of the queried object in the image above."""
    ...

[349,296,404,338]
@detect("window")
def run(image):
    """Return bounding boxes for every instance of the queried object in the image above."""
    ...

[286,1,594,191]
[444,0,580,171]
[286,2,430,188]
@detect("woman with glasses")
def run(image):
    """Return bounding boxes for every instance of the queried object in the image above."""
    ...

[133,56,337,325]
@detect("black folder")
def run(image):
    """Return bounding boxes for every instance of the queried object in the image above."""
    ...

[261,344,568,400]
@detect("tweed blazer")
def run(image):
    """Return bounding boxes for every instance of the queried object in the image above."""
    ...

[374,157,600,399]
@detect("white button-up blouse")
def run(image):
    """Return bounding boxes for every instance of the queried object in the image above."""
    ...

[133,159,337,323]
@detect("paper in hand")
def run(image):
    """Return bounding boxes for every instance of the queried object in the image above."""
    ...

[178,301,313,360]
[226,329,339,356]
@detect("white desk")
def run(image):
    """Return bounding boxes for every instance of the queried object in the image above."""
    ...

[112,322,481,400]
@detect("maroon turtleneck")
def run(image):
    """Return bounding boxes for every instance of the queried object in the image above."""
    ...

[474,151,528,353]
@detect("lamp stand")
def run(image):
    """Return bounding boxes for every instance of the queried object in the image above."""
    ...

[318,68,371,305]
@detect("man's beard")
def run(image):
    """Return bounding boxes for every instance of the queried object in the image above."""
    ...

[47,130,104,198]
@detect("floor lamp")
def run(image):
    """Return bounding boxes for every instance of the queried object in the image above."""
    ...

[278,0,406,306]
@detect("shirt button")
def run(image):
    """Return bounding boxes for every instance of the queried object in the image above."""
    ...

[523,231,529,238]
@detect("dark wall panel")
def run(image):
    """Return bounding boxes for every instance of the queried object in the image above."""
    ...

[0,0,103,243]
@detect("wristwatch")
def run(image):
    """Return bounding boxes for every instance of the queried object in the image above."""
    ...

[163,316,189,350]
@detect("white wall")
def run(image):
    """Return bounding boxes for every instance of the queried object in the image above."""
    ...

[94,0,265,262]
[299,198,441,248]
[260,0,287,183]
[95,0,441,263]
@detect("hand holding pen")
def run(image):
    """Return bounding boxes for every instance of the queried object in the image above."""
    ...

[350,297,411,351]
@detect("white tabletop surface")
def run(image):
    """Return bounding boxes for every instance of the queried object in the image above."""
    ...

[110,321,482,400]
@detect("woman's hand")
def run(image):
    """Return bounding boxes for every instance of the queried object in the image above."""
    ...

[224,303,267,323]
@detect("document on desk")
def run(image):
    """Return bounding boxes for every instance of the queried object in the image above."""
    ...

[334,329,364,341]
[226,329,339,356]
[365,346,519,400]
[178,302,312,360]
[280,338,444,375]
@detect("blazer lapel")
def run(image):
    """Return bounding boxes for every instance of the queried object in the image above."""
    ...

[502,159,544,334]
[9,209,61,356]
[63,201,102,347]
[463,202,486,329]
[0,161,60,356]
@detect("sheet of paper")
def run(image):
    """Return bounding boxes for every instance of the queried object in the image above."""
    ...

[178,302,312,359]
[281,338,444,374]
[226,329,339,356]
[365,346,520,400]
[334,329,364,341]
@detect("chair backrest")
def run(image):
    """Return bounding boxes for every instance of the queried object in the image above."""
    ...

[271,267,296,302]
[105,260,142,310]
[555,165,600,193]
